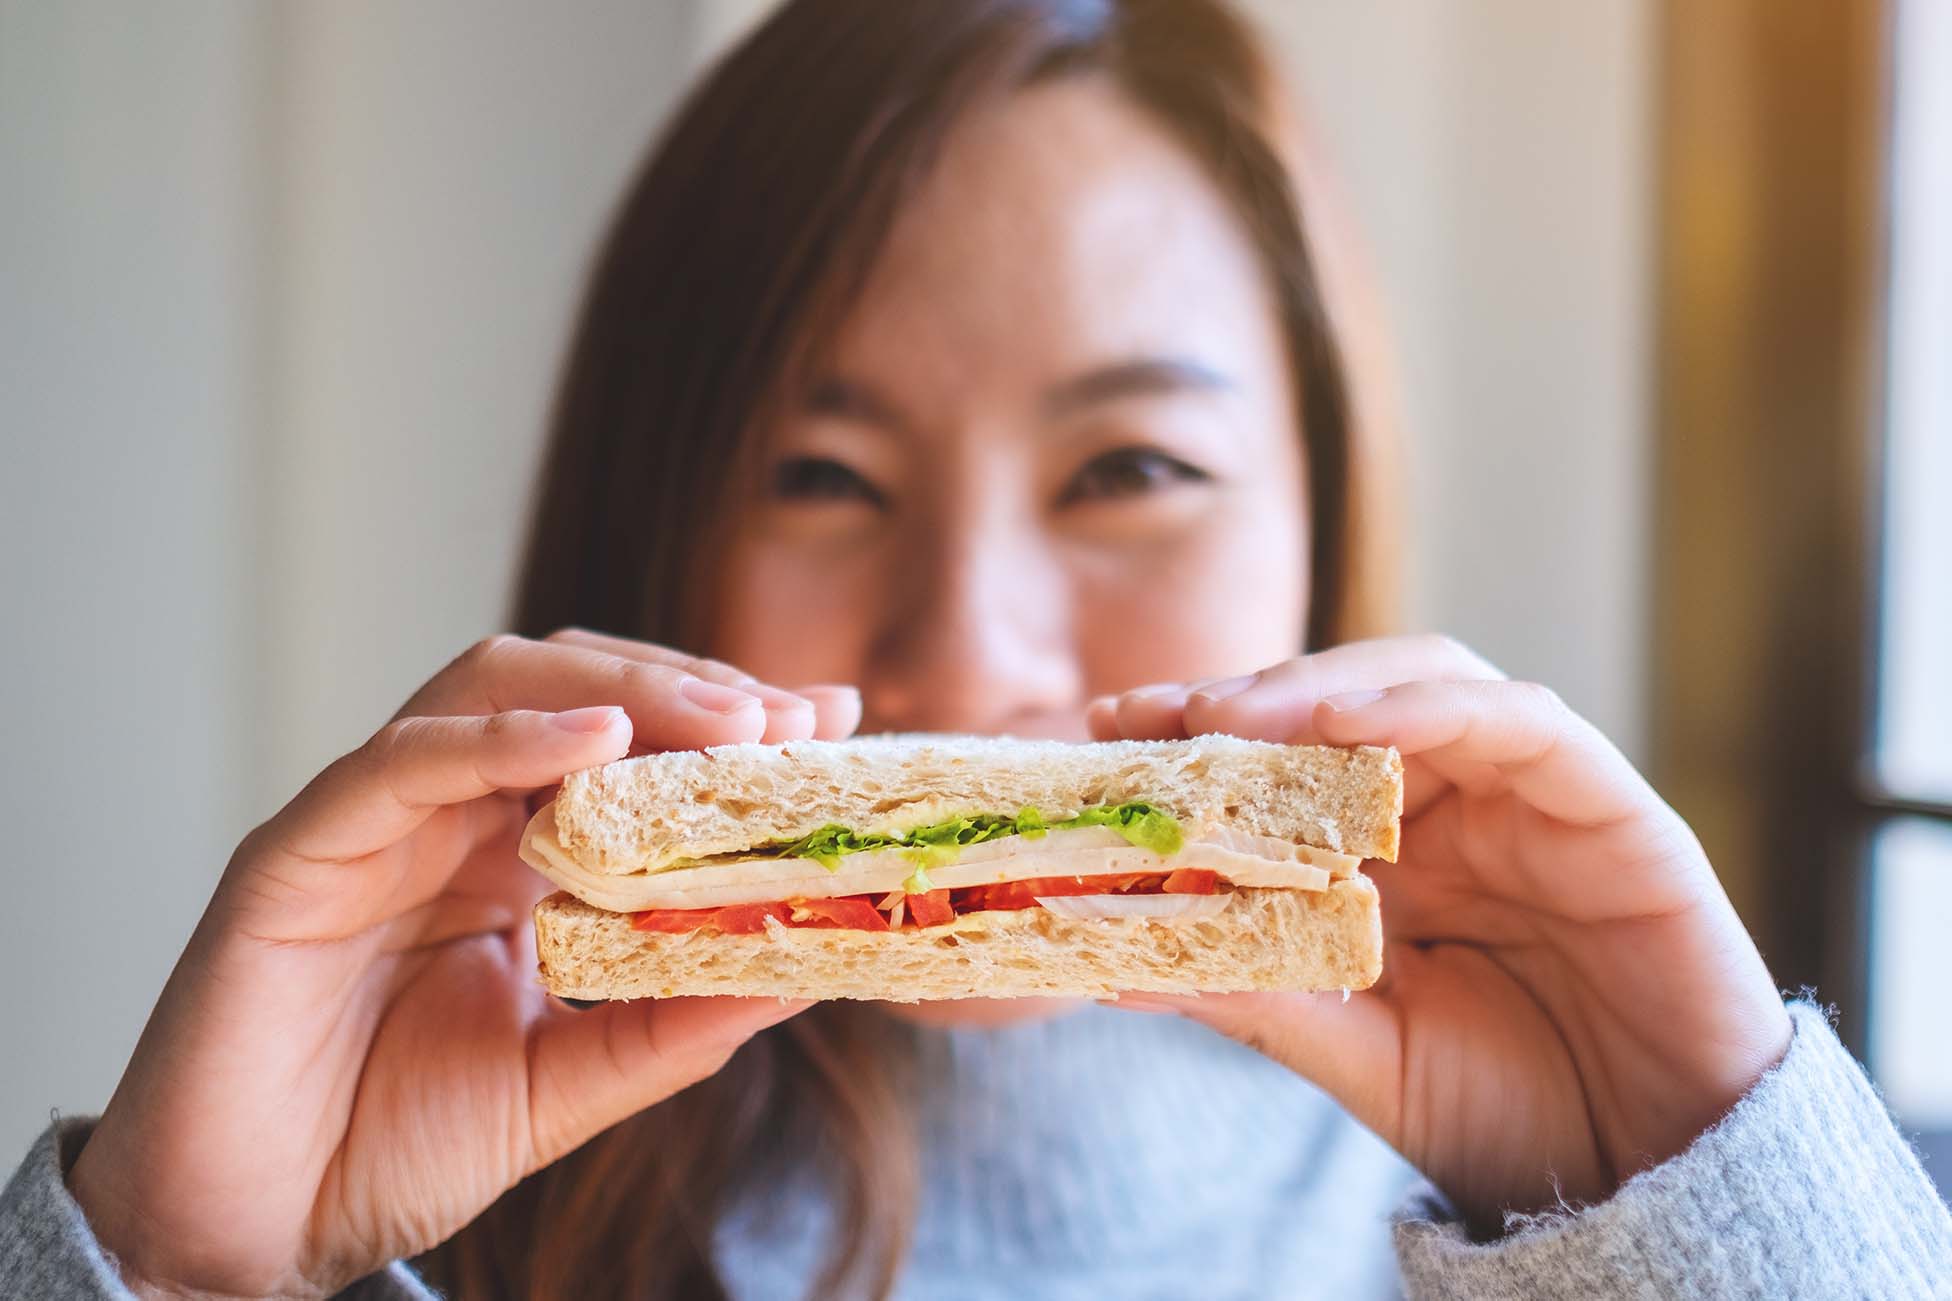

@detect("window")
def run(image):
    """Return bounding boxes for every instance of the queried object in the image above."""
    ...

[1874,0,1952,809]
[1869,821,1952,1133]
[1864,0,1952,1185]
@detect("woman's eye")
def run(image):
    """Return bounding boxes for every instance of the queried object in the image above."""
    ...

[770,456,886,508]
[1058,446,1211,505]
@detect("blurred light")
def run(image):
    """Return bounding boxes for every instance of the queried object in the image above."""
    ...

[1868,818,1952,1128]
[1874,0,1952,804]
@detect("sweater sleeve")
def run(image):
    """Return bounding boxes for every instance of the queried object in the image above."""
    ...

[1392,1003,1952,1299]
[0,1116,439,1300]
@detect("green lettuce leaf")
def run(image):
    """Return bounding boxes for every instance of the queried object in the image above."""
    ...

[773,823,904,870]
[760,802,1181,871]
[1057,802,1185,856]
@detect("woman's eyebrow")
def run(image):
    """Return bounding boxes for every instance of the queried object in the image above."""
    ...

[1044,357,1233,418]
[804,376,904,429]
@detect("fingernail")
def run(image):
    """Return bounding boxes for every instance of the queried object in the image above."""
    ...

[681,678,761,714]
[553,705,625,734]
[1190,673,1256,703]
[557,996,600,1011]
[793,683,861,701]
[1322,688,1386,712]
[1126,682,1185,701]
[751,685,814,711]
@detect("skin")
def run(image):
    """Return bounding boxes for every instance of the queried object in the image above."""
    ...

[67,76,1789,1295]
[711,80,1309,729]
[711,78,1307,1029]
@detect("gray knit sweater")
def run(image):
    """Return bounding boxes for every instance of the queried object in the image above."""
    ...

[4,1003,1948,1298]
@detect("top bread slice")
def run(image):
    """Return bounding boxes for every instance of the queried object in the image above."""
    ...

[551,735,1402,875]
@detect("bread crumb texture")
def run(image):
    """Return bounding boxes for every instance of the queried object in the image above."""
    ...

[533,881,1382,1002]
[555,735,1402,873]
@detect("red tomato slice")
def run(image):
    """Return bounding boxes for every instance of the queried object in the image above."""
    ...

[789,897,891,931]
[630,902,788,934]
[959,873,1159,913]
[631,908,711,934]
[1162,868,1219,894]
[711,902,792,934]
[905,889,954,927]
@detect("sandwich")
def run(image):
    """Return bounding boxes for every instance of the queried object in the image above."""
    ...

[520,735,1402,1002]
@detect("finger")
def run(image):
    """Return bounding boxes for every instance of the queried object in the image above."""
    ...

[793,685,864,740]
[1085,695,1120,740]
[403,636,772,751]
[1110,684,1192,740]
[524,995,811,1170]
[540,628,757,687]
[1311,679,1657,829]
[1179,635,1504,742]
[542,629,824,744]
[1107,988,1404,1140]
[748,685,818,744]
[271,707,631,866]
[1371,793,1698,938]
[1359,836,1548,946]
[377,816,553,946]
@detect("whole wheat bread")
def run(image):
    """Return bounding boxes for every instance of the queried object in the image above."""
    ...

[553,735,1402,874]
[534,880,1382,1001]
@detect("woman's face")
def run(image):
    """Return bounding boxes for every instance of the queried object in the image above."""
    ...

[710,75,1310,737]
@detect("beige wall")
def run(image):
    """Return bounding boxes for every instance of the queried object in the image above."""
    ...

[258,1,691,804]
[2,0,263,1160]
[0,0,692,1157]
[1258,1,1652,756]
[0,0,1651,1155]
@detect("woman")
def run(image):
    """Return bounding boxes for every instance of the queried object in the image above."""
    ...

[5,1,1947,1297]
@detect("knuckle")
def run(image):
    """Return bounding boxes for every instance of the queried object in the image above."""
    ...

[337,718,419,795]
[668,652,713,679]
[360,717,441,785]
[1432,633,1505,679]
[459,633,523,672]
[542,626,590,644]
[1421,632,1473,663]
[610,656,680,699]
[692,656,755,685]
[368,715,422,760]
[1512,679,1567,717]
[1499,682,1570,768]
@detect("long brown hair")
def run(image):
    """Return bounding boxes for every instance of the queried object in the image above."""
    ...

[422,1,1398,1296]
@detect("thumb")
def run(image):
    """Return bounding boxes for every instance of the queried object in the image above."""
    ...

[1111,989,1404,1140]
[522,994,811,1170]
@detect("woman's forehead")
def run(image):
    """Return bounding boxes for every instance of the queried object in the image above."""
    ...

[823,76,1282,407]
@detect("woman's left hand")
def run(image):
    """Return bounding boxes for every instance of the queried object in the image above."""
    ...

[1088,635,1791,1231]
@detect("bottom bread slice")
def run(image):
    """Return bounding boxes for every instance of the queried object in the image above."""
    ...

[533,880,1382,1002]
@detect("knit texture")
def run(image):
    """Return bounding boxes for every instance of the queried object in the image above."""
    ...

[0,1117,434,1299]
[1392,1003,1952,1299]
[0,1118,126,1298]
[714,1007,1416,1298]
[2,1003,1946,1299]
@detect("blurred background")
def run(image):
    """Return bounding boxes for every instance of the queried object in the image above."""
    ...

[1,0,1945,1185]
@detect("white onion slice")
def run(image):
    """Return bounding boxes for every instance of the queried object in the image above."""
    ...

[1034,893,1233,921]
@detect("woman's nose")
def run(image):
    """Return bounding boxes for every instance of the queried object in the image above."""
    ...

[861,522,1081,735]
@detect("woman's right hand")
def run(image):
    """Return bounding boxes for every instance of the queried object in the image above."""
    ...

[65,631,859,1298]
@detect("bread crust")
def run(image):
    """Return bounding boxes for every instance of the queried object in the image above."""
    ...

[533,881,1383,1002]
[553,736,1403,874]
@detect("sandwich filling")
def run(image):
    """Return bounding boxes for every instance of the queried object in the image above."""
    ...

[523,800,1360,933]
